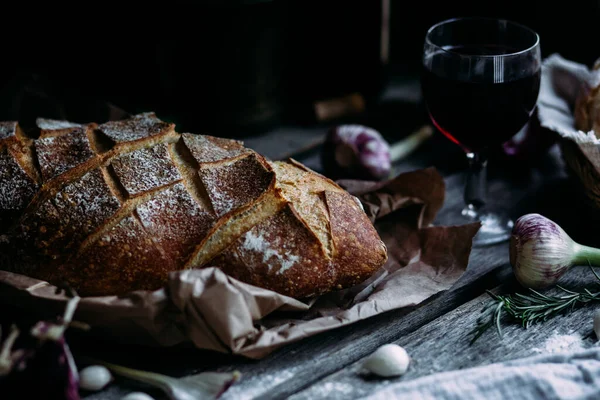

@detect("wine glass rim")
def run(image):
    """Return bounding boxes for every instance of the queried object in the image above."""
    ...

[425,17,540,58]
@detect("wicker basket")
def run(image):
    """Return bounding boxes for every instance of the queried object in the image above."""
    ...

[560,136,600,208]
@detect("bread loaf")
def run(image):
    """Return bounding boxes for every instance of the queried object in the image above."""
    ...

[0,113,387,298]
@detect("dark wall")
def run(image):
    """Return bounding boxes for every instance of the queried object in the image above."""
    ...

[389,0,598,67]
[0,1,597,135]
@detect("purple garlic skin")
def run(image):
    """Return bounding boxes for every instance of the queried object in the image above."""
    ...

[0,296,81,400]
[510,213,579,289]
[1,334,80,400]
[322,125,391,181]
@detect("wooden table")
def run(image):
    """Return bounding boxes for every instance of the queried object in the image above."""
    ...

[14,78,600,399]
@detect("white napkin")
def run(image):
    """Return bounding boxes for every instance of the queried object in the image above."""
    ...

[537,53,598,142]
[365,348,600,400]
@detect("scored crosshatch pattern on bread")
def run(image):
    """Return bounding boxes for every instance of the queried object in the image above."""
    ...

[6,116,179,235]
[136,182,216,266]
[269,160,341,258]
[1,122,42,187]
[52,168,122,244]
[67,215,175,295]
[0,113,387,298]
[110,143,182,197]
[181,132,251,164]
[0,122,41,232]
[35,127,96,182]
[13,168,123,272]
[97,113,175,145]
[167,139,214,213]
[0,149,39,233]
[198,153,275,217]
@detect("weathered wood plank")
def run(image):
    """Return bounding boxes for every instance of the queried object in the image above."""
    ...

[220,251,512,400]
[289,264,600,400]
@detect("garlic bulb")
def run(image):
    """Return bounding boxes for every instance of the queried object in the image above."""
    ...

[322,125,391,180]
[510,213,600,289]
[362,344,410,377]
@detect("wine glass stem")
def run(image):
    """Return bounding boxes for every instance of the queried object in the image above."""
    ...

[462,152,487,219]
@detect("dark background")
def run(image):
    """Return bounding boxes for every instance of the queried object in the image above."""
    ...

[0,0,597,137]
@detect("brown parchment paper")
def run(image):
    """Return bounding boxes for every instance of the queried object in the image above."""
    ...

[0,167,479,359]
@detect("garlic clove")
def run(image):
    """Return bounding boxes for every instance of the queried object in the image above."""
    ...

[79,365,113,391]
[362,344,410,378]
[121,392,155,400]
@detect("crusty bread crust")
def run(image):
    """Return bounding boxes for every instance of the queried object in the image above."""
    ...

[0,113,387,298]
[575,85,600,135]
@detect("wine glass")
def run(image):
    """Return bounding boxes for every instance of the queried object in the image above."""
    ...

[421,17,541,246]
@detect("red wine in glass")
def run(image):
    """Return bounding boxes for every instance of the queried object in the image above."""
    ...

[421,45,541,153]
[421,18,541,246]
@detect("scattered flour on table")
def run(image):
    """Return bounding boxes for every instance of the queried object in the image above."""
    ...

[290,380,357,400]
[222,367,298,400]
[531,330,586,354]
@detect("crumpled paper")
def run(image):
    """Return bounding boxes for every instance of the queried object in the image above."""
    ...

[536,54,600,207]
[0,167,479,359]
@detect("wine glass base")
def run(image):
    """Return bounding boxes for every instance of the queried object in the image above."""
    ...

[461,205,514,246]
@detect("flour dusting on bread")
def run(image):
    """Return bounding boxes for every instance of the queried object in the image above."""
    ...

[242,229,300,274]
[0,113,387,298]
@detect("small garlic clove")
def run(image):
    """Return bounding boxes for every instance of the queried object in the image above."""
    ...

[594,309,600,340]
[121,392,155,400]
[79,365,113,391]
[362,344,410,378]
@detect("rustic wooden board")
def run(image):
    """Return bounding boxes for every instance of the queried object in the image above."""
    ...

[289,265,600,400]
[219,251,513,400]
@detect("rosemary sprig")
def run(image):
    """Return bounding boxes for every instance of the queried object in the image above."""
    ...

[470,266,600,345]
